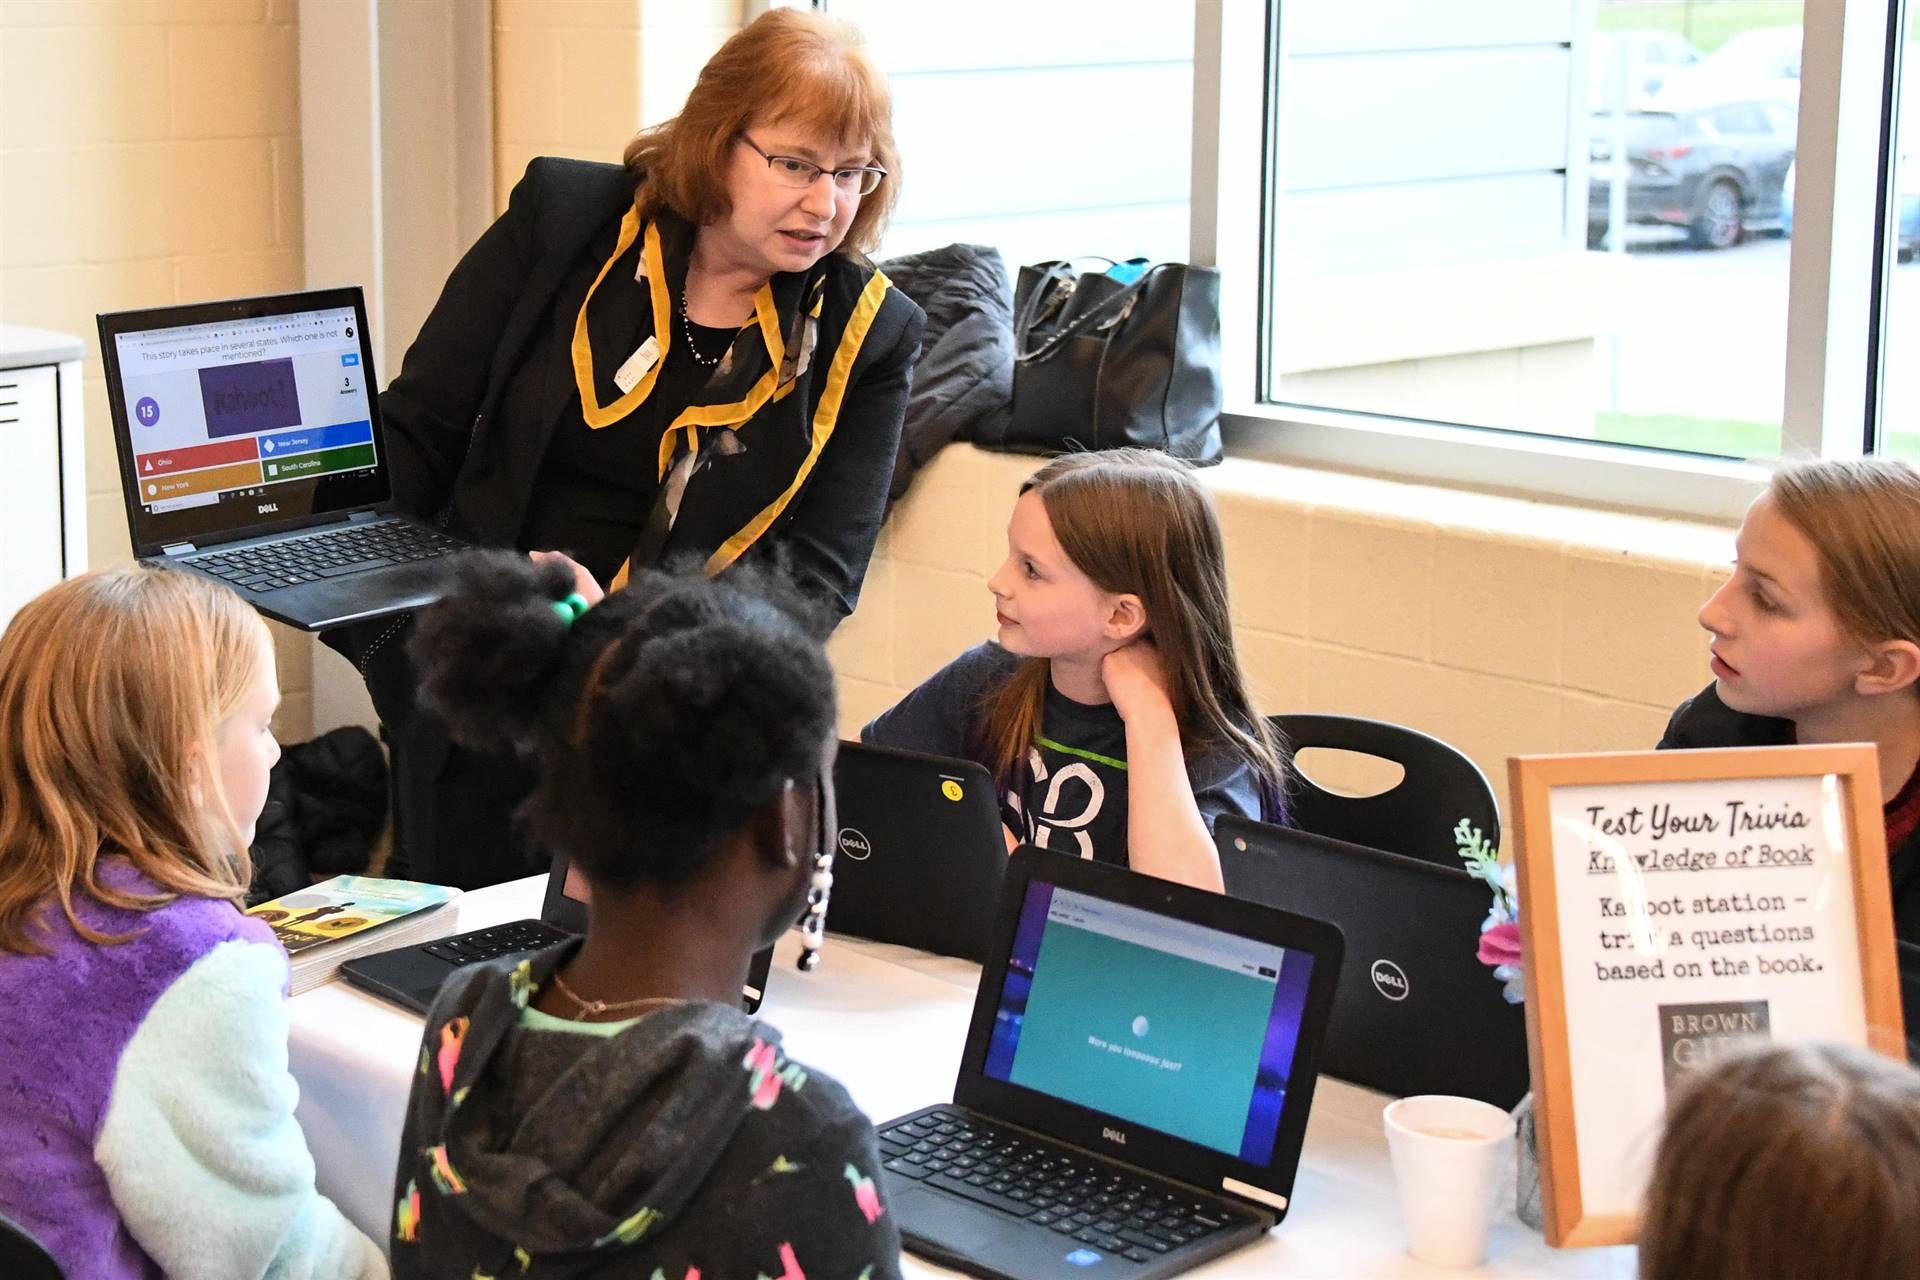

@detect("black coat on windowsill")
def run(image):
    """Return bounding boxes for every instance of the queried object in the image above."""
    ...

[876,242,1015,502]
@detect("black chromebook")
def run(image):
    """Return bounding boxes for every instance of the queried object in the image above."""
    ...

[1216,815,1530,1109]
[98,287,468,631]
[830,741,1007,961]
[341,854,773,1016]
[879,847,1342,1280]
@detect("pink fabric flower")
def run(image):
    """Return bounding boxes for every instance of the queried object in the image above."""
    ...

[436,1018,468,1095]
[1478,921,1523,968]
[845,1164,885,1224]
[743,1038,785,1109]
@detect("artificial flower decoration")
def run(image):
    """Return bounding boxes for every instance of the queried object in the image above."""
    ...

[1456,819,1524,1004]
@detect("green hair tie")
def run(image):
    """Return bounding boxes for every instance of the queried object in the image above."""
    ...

[549,592,590,625]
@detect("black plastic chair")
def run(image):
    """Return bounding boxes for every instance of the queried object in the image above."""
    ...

[1270,713,1500,866]
[0,1211,64,1280]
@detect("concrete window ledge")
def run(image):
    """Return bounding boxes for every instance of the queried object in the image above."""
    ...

[830,445,1737,829]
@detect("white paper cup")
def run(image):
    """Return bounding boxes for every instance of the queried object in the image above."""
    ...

[1383,1094,1516,1268]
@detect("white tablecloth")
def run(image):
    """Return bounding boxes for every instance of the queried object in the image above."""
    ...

[288,876,1635,1278]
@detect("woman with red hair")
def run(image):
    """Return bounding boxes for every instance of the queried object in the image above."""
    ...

[347,9,924,889]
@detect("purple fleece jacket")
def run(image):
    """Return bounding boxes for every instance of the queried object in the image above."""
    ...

[0,859,275,1275]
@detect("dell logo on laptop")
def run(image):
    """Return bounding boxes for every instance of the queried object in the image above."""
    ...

[836,827,872,860]
[1370,959,1410,1001]
[1101,1127,1128,1145]
[257,502,279,515]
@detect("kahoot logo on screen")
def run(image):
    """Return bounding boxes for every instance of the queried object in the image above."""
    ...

[198,358,302,439]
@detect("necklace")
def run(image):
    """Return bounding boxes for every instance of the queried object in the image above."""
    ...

[547,969,685,1022]
[679,290,733,367]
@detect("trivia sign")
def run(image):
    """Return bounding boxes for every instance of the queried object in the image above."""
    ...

[1509,744,1905,1248]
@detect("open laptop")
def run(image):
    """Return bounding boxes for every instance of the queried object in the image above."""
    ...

[97,287,468,631]
[831,741,1007,961]
[340,853,774,1016]
[879,846,1342,1280]
[1215,815,1530,1109]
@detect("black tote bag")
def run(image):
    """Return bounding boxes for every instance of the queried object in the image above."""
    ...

[984,258,1223,463]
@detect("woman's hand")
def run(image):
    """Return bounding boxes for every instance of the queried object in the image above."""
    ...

[1101,639,1175,728]
[530,550,605,606]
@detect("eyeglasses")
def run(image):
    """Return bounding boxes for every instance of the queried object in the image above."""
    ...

[738,134,886,196]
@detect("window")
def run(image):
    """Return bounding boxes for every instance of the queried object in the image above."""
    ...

[1257,1,1804,464]
[1873,13,1918,456]
[1194,0,1908,517]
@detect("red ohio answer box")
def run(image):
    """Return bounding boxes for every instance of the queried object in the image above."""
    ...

[133,435,260,478]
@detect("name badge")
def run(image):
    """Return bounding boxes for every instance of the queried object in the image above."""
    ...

[613,336,660,393]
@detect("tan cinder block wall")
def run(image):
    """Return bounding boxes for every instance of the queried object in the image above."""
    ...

[492,0,742,213]
[0,0,311,739]
[832,446,1738,849]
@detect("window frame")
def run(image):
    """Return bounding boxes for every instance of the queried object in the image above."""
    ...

[1191,0,1899,522]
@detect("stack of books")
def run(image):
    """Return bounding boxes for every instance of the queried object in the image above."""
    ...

[247,875,462,995]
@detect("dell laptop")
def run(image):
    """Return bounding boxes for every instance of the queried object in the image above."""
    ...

[830,741,1007,961]
[342,854,774,1016]
[1216,814,1530,1108]
[97,287,468,631]
[879,846,1342,1280]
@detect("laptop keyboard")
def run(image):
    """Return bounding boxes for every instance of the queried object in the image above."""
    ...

[186,521,463,594]
[879,1108,1243,1264]
[421,920,570,967]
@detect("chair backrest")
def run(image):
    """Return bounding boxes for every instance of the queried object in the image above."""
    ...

[0,1211,64,1280]
[1271,713,1499,867]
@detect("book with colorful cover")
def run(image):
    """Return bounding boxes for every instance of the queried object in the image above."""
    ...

[247,875,461,993]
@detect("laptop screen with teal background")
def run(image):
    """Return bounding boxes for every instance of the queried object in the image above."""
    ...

[982,880,1316,1165]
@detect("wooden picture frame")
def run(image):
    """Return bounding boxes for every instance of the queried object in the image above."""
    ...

[1510,745,1905,1248]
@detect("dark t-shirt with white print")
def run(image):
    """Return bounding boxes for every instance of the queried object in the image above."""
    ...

[861,642,1270,868]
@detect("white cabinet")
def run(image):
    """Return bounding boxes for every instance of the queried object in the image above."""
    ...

[1,327,87,628]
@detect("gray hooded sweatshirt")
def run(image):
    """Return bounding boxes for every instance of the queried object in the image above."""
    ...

[391,941,902,1279]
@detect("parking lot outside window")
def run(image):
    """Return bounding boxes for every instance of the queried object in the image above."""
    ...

[1196,0,1906,520]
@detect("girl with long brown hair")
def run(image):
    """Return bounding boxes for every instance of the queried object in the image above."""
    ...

[0,567,383,1279]
[865,449,1286,891]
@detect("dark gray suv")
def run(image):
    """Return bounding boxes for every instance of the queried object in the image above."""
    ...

[1587,99,1797,250]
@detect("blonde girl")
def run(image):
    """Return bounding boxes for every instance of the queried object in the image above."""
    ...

[865,448,1286,891]
[1660,458,1920,943]
[0,567,383,1279]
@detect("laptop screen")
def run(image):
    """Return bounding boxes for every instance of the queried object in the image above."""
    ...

[980,878,1317,1166]
[100,290,390,552]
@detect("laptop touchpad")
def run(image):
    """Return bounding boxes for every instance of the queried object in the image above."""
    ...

[892,1182,1031,1259]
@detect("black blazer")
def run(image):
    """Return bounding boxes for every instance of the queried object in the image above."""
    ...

[1660,681,1920,945]
[378,156,926,618]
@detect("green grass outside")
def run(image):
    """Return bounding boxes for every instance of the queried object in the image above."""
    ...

[1593,411,1780,458]
[1593,413,1920,463]
[1597,1,1803,55]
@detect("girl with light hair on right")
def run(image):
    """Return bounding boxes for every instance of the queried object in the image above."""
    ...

[1660,457,1920,946]
[1638,1040,1920,1280]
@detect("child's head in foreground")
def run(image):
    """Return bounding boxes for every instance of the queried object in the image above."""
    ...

[1639,1039,1920,1280]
